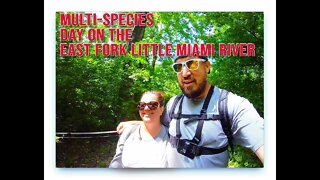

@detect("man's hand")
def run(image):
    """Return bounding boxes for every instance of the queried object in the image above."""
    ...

[116,121,142,135]
[116,122,126,135]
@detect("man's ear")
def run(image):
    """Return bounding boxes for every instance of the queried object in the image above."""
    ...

[205,61,211,74]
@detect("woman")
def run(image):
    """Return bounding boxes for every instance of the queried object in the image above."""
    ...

[109,91,169,168]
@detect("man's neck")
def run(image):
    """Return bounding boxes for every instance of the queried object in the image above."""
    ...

[191,84,212,101]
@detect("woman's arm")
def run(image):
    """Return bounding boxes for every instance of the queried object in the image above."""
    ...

[109,124,140,168]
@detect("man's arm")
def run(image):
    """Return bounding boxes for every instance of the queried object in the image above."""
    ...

[227,92,264,164]
[255,145,264,164]
[116,121,142,134]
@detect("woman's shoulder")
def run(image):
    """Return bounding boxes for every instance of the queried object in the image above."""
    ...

[123,124,140,135]
[119,124,140,142]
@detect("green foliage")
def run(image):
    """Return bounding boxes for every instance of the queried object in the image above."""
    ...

[56,137,118,167]
[228,145,263,168]
[207,13,264,113]
[56,12,264,168]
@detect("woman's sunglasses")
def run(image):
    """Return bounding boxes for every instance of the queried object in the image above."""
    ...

[172,59,206,73]
[137,101,159,110]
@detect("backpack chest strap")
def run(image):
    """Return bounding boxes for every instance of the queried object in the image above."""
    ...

[175,85,214,144]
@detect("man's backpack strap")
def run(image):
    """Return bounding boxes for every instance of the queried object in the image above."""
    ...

[169,94,183,119]
[218,89,234,153]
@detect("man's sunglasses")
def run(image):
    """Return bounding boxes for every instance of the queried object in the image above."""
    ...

[137,101,159,110]
[172,59,206,73]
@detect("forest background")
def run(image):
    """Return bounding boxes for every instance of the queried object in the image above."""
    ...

[56,11,264,168]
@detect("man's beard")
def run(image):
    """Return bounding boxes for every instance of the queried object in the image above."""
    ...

[179,78,207,99]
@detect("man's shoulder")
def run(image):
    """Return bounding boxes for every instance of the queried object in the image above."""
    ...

[214,86,243,101]
[169,94,182,100]
[167,94,182,106]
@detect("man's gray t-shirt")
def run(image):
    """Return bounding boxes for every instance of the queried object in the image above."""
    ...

[162,86,264,168]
